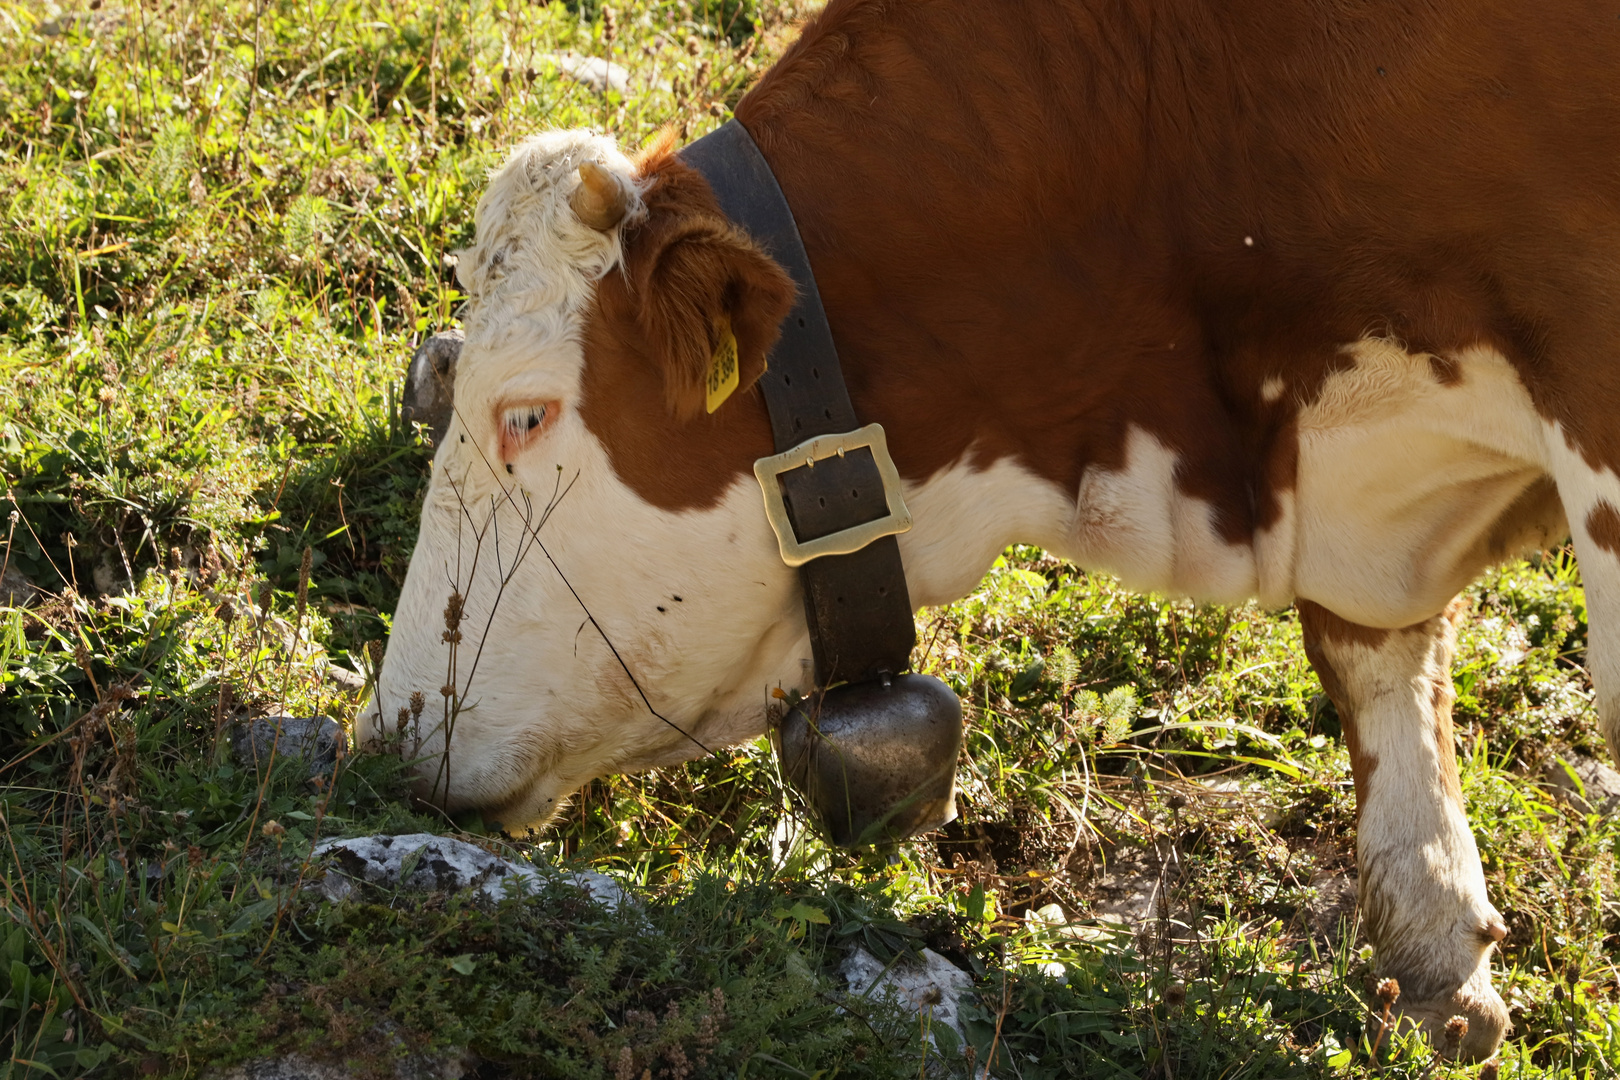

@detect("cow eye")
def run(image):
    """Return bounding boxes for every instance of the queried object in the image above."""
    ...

[496,399,559,465]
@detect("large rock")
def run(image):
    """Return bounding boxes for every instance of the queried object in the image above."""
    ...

[310,833,633,911]
[1541,752,1620,814]
[841,945,973,1050]
[231,716,345,777]
[402,329,462,447]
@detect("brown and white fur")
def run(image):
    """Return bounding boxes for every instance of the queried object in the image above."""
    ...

[372,0,1620,1061]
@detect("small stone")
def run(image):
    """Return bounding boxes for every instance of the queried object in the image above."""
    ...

[544,51,631,95]
[323,663,367,694]
[402,329,463,448]
[230,716,345,778]
[841,946,972,1049]
[1540,752,1620,814]
[1,564,39,608]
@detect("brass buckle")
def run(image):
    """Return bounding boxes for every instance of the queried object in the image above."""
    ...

[753,423,913,568]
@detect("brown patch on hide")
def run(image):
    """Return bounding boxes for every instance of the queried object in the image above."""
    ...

[1586,499,1620,555]
[577,147,795,511]
[1297,600,1391,651]
[1428,353,1463,386]
[1297,601,1380,819]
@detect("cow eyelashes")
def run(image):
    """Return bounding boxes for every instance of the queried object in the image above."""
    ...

[496,399,558,464]
[505,405,546,438]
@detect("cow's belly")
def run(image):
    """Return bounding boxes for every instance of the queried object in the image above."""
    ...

[1284,339,1564,627]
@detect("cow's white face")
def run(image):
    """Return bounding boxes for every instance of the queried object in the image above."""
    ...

[367,130,806,825]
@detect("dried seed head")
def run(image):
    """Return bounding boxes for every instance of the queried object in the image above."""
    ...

[602,5,617,43]
[366,639,384,672]
[396,706,410,735]
[409,691,425,719]
[1376,977,1401,1007]
[217,599,236,628]
[1164,980,1187,1008]
[295,546,313,618]
[443,590,464,631]
[261,820,285,838]
[1479,1061,1500,1080]
[257,580,273,619]
[188,845,204,867]
[441,683,455,699]
[1444,1014,1469,1046]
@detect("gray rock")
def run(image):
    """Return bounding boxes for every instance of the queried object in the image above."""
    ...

[310,833,634,912]
[323,663,367,695]
[402,329,462,447]
[1541,752,1620,814]
[211,1056,352,1080]
[841,945,973,1050]
[212,1033,477,1080]
[0,564,38,608]
[231,715,346,777]
[546,51,631,95]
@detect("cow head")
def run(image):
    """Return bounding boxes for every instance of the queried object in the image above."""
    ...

[366,130,801,825]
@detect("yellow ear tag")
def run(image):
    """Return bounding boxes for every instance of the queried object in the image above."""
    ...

[705,315,740,414]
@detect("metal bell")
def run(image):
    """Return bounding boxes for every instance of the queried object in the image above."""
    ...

[773,673,962,847]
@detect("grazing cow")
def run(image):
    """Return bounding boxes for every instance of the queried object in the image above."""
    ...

[371,0,1620,1060]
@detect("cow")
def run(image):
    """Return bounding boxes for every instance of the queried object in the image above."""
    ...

[368,0,1620,1061]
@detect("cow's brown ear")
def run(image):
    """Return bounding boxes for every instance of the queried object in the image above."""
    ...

[629,213,795,420]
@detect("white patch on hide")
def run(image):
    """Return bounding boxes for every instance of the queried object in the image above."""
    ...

[1290,339,1553,626]
[1254,487,1297,610]
[1260,375,1287,403]
[1069,426,1256,603]
[457,130,643,345]
[1544,422,1620,759]
[897,456,1075,607]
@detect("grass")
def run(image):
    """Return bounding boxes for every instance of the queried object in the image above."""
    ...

[1,0,1618,1076]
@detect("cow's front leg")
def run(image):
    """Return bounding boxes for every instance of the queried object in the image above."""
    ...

[1298,600,1509,1062]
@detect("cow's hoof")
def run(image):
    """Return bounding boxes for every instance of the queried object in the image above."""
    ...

[1380,969,1509,1063]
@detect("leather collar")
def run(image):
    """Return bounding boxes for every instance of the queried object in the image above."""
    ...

[681,120,917,687]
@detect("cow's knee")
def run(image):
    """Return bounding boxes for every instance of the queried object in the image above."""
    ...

[1298,600,1509,1062]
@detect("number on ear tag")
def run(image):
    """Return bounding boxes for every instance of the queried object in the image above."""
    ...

[706,315,740,414]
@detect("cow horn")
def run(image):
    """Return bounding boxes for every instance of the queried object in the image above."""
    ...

[570,160,630,231]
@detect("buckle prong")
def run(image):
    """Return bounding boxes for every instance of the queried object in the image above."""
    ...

[753,423,913,568]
